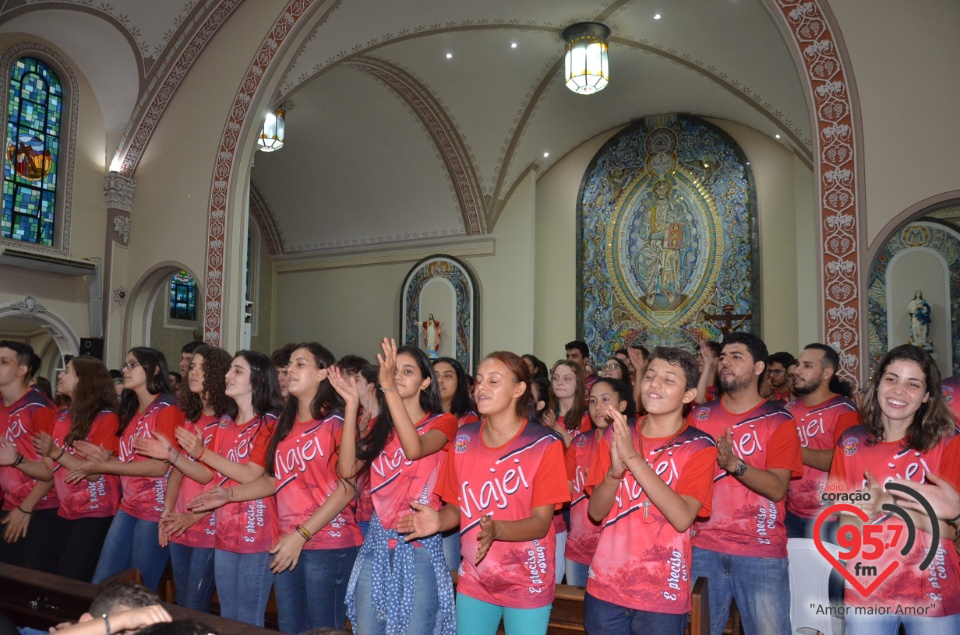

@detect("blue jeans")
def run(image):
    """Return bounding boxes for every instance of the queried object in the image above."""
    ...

[92,511,170,591]
[169,543,215,612]
[584,591,687,635]
[691,547,792,635]
[565,558,590,587]
[214,550,273,626]
[354,546,438,634]
[273,546,358,634]
[554,530,567,584]
[456,593,552,635]
[845,614,960,635]
[442,529,461,573]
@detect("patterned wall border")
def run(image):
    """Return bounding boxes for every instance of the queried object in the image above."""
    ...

[347,57,485,236]
[113,0,244,176]
[0,42,79,257]
[771,0,862,385]
[400,255,479,373]
[868,221,960,377]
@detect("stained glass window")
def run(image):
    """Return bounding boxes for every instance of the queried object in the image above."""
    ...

[3,57,61,246]
[169,271,197,321]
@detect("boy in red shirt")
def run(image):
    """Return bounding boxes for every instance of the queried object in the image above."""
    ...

[584,347,717,634]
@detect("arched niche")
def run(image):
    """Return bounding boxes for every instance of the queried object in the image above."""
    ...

[400,255,480,373]
[0,295,79,378]
[123,262,203,359]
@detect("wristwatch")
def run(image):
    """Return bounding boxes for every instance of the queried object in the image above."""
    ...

[731,459,748,477]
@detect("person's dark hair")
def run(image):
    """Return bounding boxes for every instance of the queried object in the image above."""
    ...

[720,332,769,389]
[118,348,174,434]
[530,375,551,423]
[270,343,298,369]
[521,354,549,379]
[829,376,854,398]
[397,346,443,414]
[168,371,182,384]
[651,347,701,392]
[88,582,160,615]
[802,343,838,372]
[548,359,586,431]
[602,357,633,391]
[231,350,284,419]
[28,353,41,380]
[109,369,123,382]
[179,346,233,421]
[702,340,722,357]
[861,344,953,452]
[64,356,119,446]
[34,376,53,401]
[769,351,798,369]
[590,377,636,418]
[565,340,590,359]
[433,357,475,418]
[0,340,33,377]
[483,351,534,420]
[136,619,214,635]
[337,354,370,375]
[266,342,342,476]
[181,340,203,356]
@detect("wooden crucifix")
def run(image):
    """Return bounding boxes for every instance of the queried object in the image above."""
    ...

[702,304,752,336]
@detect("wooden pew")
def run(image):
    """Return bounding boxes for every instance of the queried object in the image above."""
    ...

[0,564,275,635]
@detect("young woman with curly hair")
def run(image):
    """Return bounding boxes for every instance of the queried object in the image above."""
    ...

[30,355,120,581]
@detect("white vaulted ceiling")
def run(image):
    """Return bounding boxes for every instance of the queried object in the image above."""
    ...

[0,0,812,257]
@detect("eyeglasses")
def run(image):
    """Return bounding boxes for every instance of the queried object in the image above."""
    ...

[603,363,620,371]
[121,360,140,372]
[768,369,785,376]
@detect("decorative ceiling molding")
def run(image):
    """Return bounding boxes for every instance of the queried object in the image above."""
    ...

[111,0,244,176]
[248,183,283,256]
[347,56,486,235]
[771,0,863,385]
[273,235,495,272]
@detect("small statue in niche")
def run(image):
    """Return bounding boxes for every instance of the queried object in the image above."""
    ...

[421,314,443,359]
[907,290,933,351]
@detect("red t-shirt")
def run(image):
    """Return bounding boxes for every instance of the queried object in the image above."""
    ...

[51,409,120,519]
[458,411,480,427]
[689,398,802,558]
[213,413,279,554]
[942,376,960,424]
[369,412,457,531]
[272,411,362,550]
[564,429,603,566]
[784,395,859,519]
[585,421,718,614]
[0,388,58,511]
[171,414,221,548]
[117,394,184,521]
[830,427,960,614]
[551,413,592,535]
[437,420,570,609]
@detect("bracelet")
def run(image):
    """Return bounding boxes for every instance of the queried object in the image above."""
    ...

[102,614,111,635]
[607,468,626,481]
[170,451,180,467]
[13,453,24,468]
[296,524,313,541]
[948,510,960,528]
[381,387,398,392]
[17,505,32,515]
[227,487,235,502]
[197,447,206,461]
[54,447,66,461]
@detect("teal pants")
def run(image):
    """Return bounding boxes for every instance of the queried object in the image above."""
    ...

[456,593,552,635]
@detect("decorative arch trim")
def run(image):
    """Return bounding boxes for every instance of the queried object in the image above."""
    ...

[0,42,79,257]
[769,0,864,385]
[0,298,80,357]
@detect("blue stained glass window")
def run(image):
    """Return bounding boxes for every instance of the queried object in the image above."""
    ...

[3,57,61,246]
[170,271,198,321]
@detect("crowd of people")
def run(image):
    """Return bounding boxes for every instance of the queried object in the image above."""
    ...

[1,332,960,635]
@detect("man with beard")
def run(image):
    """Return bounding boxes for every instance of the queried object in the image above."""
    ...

[784,344,860,539]
[687,332,802,635]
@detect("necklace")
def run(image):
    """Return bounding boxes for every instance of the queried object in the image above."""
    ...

[637,416,687,467]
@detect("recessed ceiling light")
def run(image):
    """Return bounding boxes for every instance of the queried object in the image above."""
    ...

[511,42,517,49]
[746,161,750,165]
[775,134,781,139]
[654,13,662,20]
[543,152,550,158]
[445,53,453,59]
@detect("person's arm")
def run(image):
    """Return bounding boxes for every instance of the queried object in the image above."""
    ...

[475,505,554,565]
[694,341,718,405]
[187,472,276,511]
[801,447,834,471]
[134,432,214,484]
[1,478,54,542]
[56,606,171,635]
[396,501,461,540]
[587,431,620,523]
[268,478,356,572]
[328,367,365,478]
[717,428,792,502]
[177,425,268,484]
[0,439,53,481]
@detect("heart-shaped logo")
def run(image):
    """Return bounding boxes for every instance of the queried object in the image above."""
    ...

[813,504,899,598]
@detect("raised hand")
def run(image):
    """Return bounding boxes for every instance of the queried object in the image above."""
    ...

[327,365,360,408]
[377,338,398,389]
[73,439,110,462]
[134,431,175,462]
[65,459,101,484]
[0,439,18,466]
[608,407,638,469]
[857,471,889,519]
[397,501,442,541]
[716,428,739,473]
[187,486,230,512]
[175,427,204,460]
[891,473,960,520]
[475,514,499,565]
[33,432,56,458]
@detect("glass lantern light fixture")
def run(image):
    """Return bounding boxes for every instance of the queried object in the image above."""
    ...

[257,106,285,152]
[562,22,610,95]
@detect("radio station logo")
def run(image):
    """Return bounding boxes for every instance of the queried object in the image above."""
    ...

[814,483,940,598]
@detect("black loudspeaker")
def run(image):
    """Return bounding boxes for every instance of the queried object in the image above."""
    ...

[80,338,104,360]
